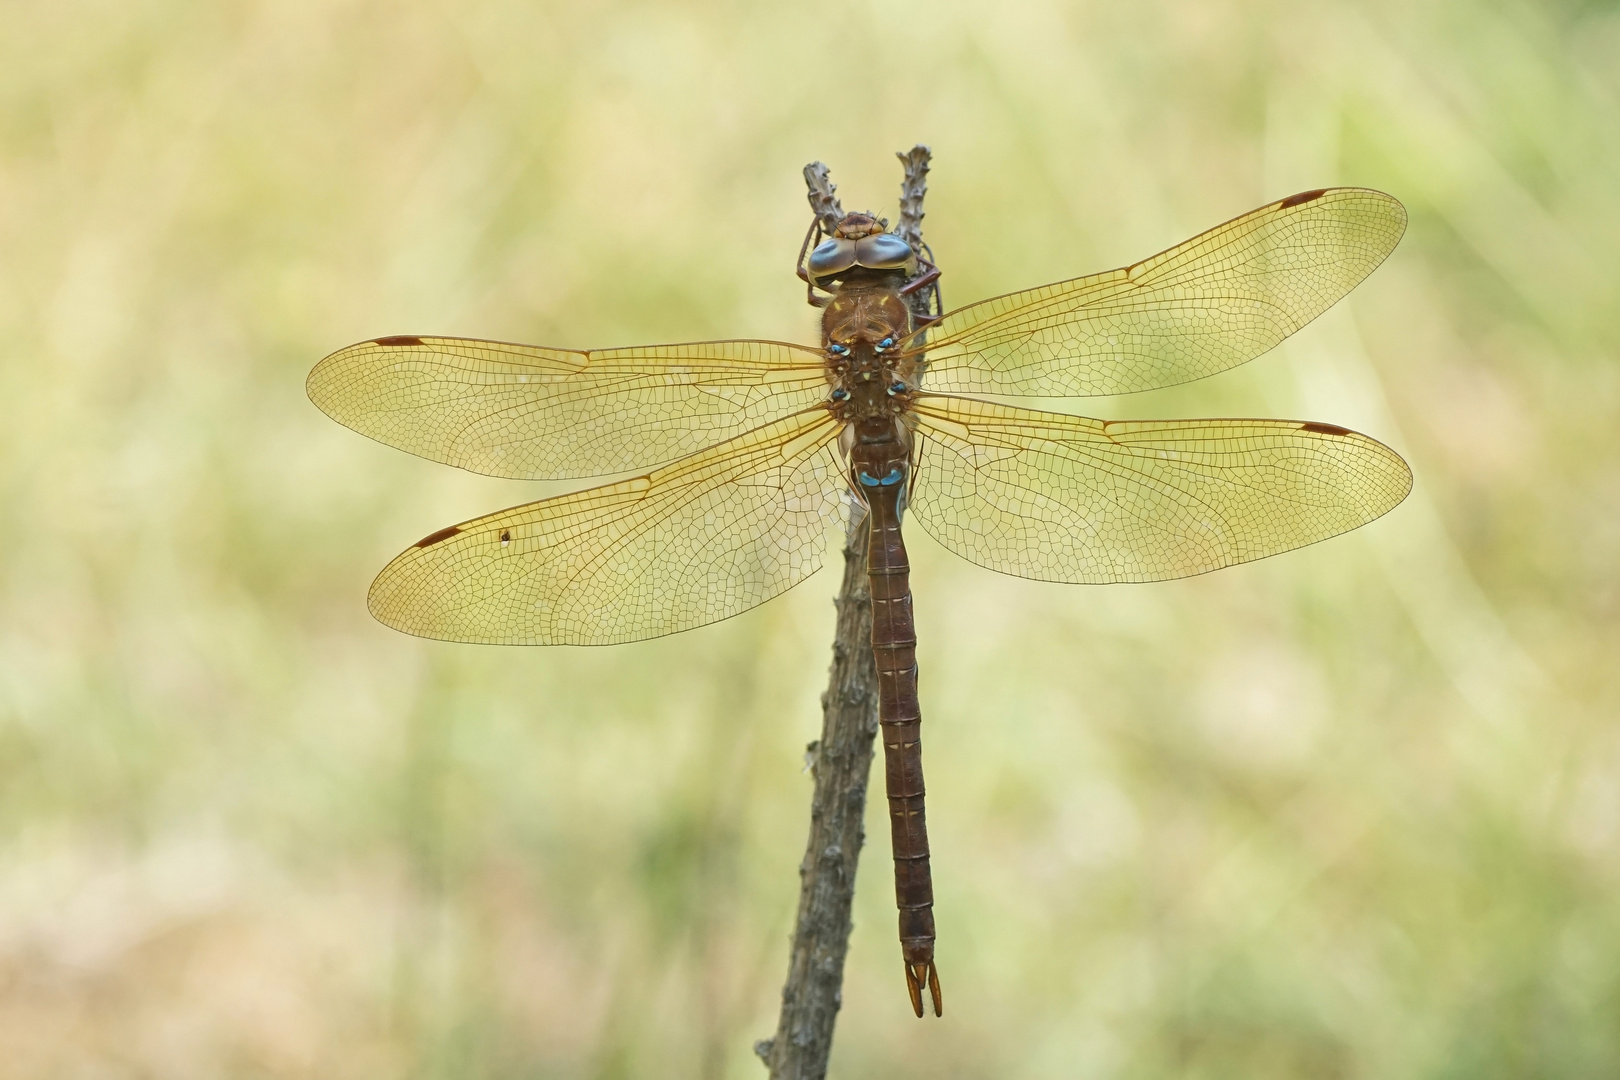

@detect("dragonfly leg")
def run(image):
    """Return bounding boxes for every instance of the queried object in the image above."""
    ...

[899,257,944,325]
[897,263,941,297]
[795,218,836,308]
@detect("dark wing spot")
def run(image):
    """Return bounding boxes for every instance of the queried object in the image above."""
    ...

[415,525,462,548]
[1300,421,1351,436]
[499,530,510,542]
[1279,189,1328,209]
[374,335,425,347]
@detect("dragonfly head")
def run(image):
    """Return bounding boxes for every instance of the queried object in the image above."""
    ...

[807,213,919,287]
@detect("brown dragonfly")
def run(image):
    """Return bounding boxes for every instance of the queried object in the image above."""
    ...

[308,185,1410,1018]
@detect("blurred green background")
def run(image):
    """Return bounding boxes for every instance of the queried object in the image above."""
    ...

[3,0,1618,1076]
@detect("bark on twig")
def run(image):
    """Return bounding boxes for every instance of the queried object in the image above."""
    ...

[894,146,930,264]
[754,507,877,1080]
[756,147,933,1080]
[802,162,845,236]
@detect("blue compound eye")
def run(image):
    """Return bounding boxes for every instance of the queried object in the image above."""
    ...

[877,336,896,351]
[886,381,907,396]
[828,343,851,357]
[830,388,850,402]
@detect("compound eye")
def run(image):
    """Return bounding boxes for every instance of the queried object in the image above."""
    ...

[853,233,916,272]
[830,387,850,403]
[807,237,858,281]
[886,380,907,397]
[827,343,851,358]
[877,336,896,351]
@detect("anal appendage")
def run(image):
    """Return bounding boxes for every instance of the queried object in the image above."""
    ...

[905,960,943,1018]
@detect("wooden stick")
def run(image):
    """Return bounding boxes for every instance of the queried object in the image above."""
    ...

[756,146,934,1080]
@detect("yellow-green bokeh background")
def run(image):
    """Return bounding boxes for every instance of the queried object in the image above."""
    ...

[4,1,1618,1076]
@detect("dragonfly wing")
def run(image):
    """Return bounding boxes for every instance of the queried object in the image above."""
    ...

[908,395,1410,584]
[913,188,1405,397]
[368,409,844,644]
[308,336,828,479]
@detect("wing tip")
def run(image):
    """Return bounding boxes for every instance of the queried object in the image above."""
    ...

[1294,419,1414,511]
[306,335,425,411]
[1276,185,1408,235]
[305,353,344,415]
[366,554,504,645]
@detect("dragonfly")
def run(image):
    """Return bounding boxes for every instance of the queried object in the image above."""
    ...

[308,184,1410,1019]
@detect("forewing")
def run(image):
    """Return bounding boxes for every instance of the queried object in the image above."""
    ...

[308,336,828,479]
[912,188,1406,397]
[908,395,1410,583]
[368,409,843,645]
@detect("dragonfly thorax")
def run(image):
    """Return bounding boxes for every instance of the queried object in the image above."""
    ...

[823,287,917,424]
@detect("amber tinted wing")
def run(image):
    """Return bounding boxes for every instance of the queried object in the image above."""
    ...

[910,189,1405,397]
[368,409,843,645]
[307,336,828,479]
[908,395,1410,583]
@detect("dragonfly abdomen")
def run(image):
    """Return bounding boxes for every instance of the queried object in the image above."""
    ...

[856,429,942,1019]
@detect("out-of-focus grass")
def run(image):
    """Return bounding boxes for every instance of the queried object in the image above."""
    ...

[3,0,1619,1076]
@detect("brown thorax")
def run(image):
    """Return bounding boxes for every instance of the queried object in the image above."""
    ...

[822,290,918,427]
